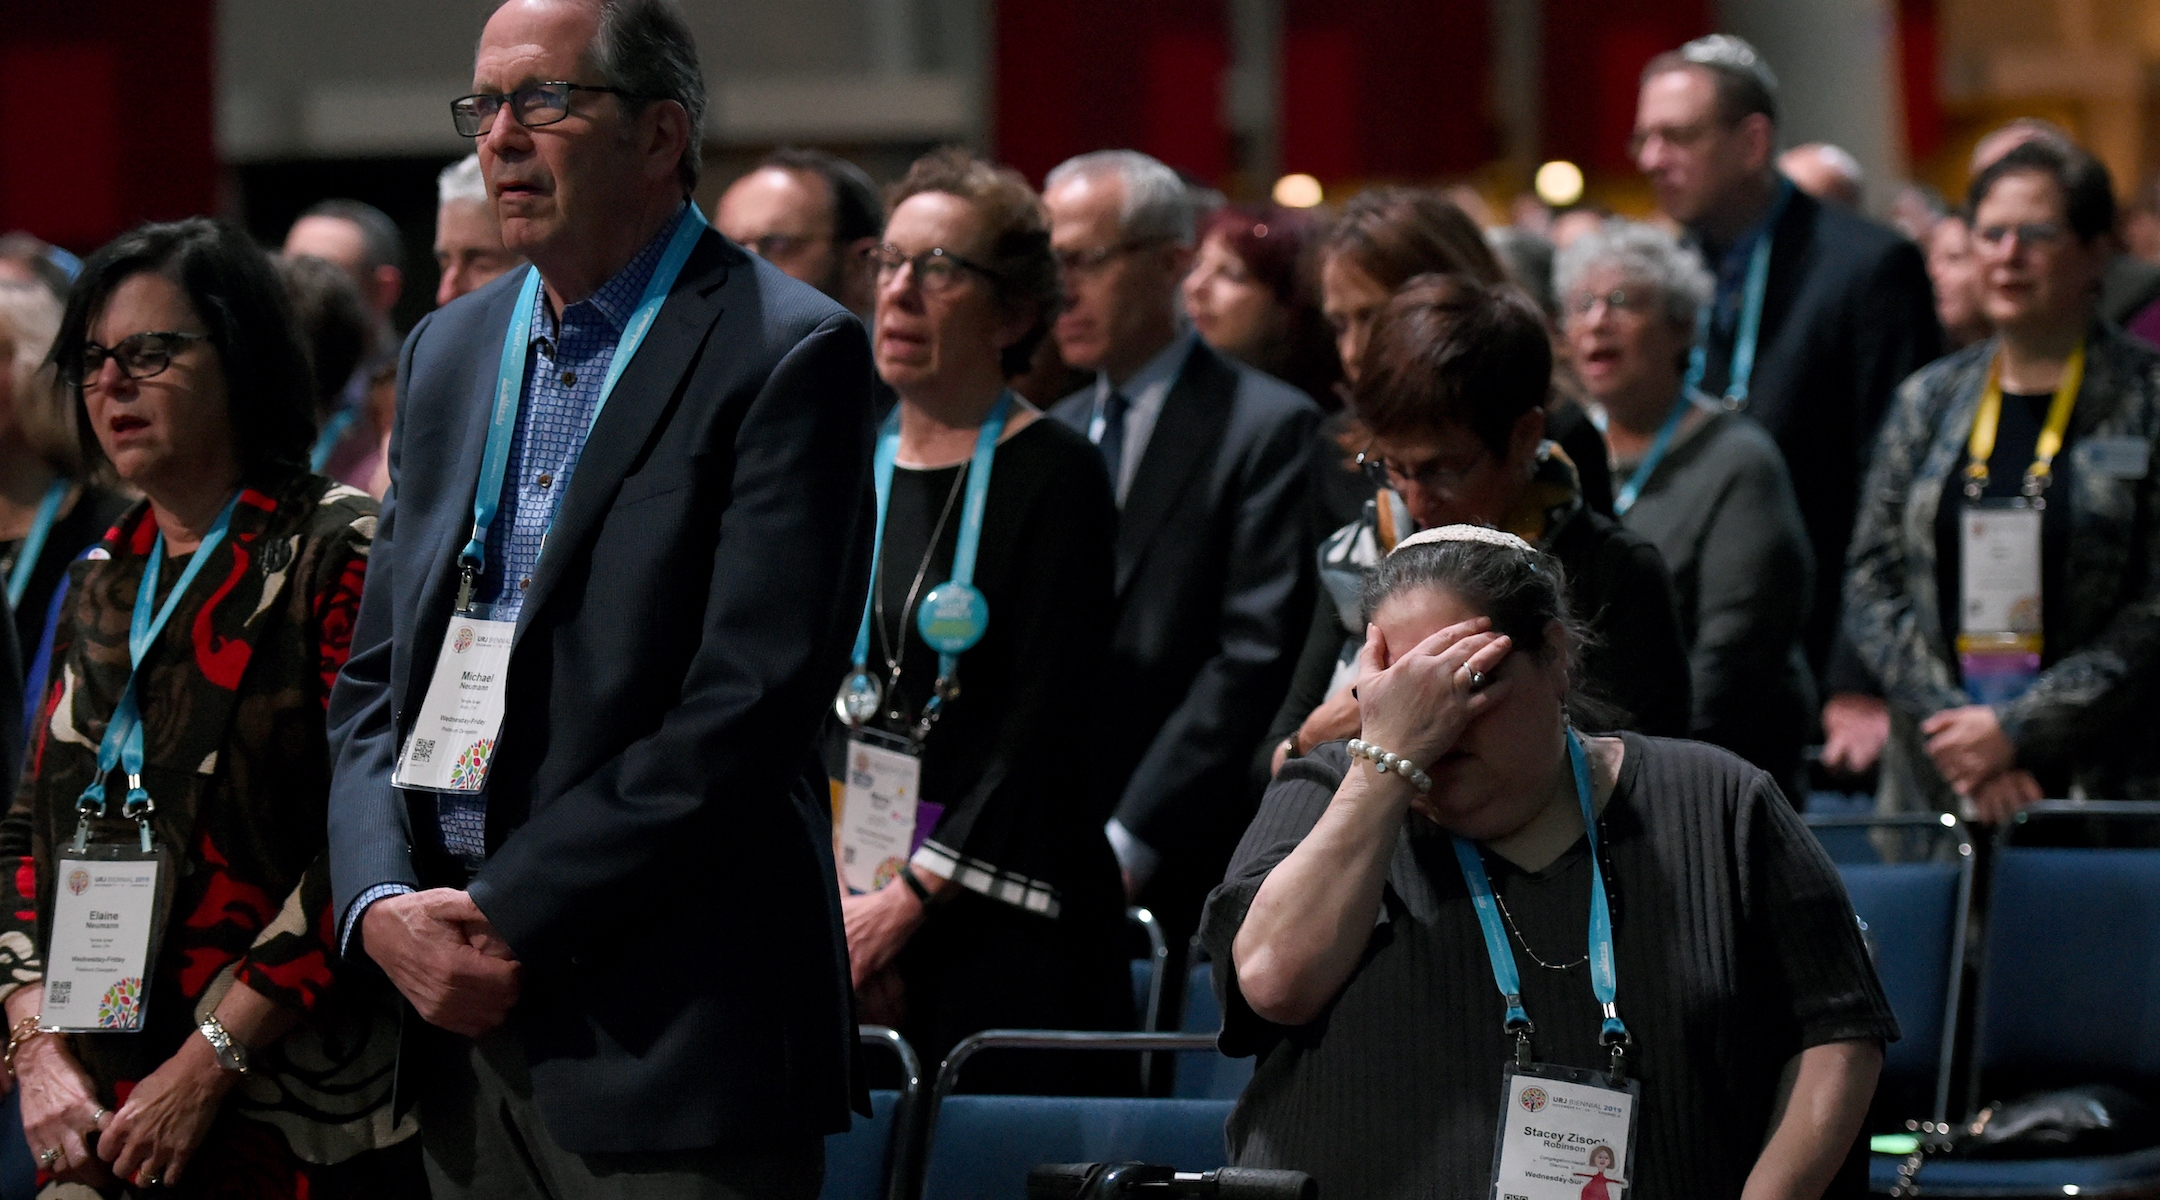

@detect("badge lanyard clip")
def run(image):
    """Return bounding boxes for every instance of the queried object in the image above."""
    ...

[1965,341,2085,508]
[1454,729,1629,1074]
[840,393,1010,741]
[73,493,242,853]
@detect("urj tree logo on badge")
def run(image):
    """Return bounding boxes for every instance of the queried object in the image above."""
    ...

[454,626,475,653]
[66,867,89,896]
[97,976,142,1029]
[1519,1085,1549,1112]
[450,738,495,790]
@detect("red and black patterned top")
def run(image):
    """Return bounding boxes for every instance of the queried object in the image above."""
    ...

[0,470,410,1165]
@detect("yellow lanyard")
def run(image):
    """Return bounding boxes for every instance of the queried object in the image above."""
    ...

[1966,340,2084,498]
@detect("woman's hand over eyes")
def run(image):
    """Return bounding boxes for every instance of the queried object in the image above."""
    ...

[1353,617,1513,769]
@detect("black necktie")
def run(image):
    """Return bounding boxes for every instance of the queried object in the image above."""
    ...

[1098,390,1132,493]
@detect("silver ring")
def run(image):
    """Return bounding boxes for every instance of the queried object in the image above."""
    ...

[37,1147,57,1167]
[1466,670,1489,691]
[89,1106,107,1128]
[141,1172,160,1187]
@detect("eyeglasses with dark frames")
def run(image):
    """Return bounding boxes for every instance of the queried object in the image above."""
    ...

[451,81,648,138]
[73,331,208,386]
[870,244,1002,293]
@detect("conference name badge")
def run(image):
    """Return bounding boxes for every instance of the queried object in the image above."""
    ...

[1958,500,2042,705]
[1489,1062,1639,1200]
[835,730,943,895]
[394,617,516,792]
[43,848,166,1033]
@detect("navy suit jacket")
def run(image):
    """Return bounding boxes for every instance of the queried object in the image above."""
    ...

[1051,340,1318,930]
[325,228,876,1153]
[1694,186,1943,687]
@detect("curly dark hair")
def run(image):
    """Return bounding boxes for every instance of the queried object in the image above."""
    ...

[51,218,315,478]
[886,147,1061,378]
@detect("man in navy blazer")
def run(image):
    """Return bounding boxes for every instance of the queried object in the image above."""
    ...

[325,1,873,1195]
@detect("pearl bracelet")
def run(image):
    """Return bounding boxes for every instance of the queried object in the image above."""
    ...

[1346,738,1434,794]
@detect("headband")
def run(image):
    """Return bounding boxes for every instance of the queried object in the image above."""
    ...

[1389,524,1535,556]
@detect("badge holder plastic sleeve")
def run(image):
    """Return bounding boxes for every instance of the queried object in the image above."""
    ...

[42,838,176,1035]
[1488,1061,1642,1200]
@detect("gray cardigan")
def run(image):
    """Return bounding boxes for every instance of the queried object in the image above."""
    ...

[1617,397,1816,790]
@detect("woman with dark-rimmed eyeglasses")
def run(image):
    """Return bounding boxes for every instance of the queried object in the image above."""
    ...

[1264,275,1690,781]
[828,148,1132,1090]
[0,218,419,1196]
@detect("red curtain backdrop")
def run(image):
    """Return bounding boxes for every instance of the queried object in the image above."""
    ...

[1899,0,1945,165]
[0,0,216,254]
[1540,0,1711,174]
[1280,0,1494,183]
[994,0,1229,185]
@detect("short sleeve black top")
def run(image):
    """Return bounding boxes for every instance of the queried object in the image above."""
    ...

[1198,734,1898,1200]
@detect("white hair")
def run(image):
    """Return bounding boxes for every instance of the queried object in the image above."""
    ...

[1553,220,1713,328]
[1045,150,1195,247]
[1795,142,1864,187]
[438,153,488,207]
[0,282,61,409]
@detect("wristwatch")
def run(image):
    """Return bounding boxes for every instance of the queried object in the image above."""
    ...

[1279,734,1304,762]
[198,1014,249,1075]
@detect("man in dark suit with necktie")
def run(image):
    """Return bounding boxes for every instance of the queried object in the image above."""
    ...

[325,1,874,1195]
[1044,150,1320,958]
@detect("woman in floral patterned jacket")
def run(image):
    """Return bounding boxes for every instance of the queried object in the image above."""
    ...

[1846,140,2160,825]
[0,218,417,1196]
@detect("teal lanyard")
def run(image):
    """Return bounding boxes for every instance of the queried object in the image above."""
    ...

[1611,391,1691,516]
[849,392,1012,683]
[1684,180,1792,409]
[457,204,709,609]
[74,492,242,846]
[6,479,69,611]
[309,406,362,472]
[1452,730,1629,1069]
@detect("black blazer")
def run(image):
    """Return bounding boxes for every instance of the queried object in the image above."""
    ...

[1050,340,1320,918]
[325,229,876,1154]
[1694,186,1942,685]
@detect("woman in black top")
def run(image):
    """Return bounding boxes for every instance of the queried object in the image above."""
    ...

[836,148,1129,1082]
[1206,530,1895,1199]
[1265,277,1689,779]
[1848,140,2160,822]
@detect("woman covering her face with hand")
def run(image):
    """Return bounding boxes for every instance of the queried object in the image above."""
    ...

[833,148,1131,1090]
[1264,277,1689,783]
[0,219,416,1196]
[1202,529,1894,1199]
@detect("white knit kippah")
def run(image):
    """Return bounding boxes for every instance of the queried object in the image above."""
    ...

[1389,524,1535,556]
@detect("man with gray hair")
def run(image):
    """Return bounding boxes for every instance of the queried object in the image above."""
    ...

[327,0,871,1194]
[433,152,523,306]
[1779,142,1865,209]
[1634,34,1939,788]
[1044,149,1319,958]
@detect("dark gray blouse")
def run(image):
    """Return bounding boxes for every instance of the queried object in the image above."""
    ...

[1199,734,1897,1200]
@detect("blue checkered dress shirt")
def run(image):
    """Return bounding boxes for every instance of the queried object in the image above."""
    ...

[344,207,689,946]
